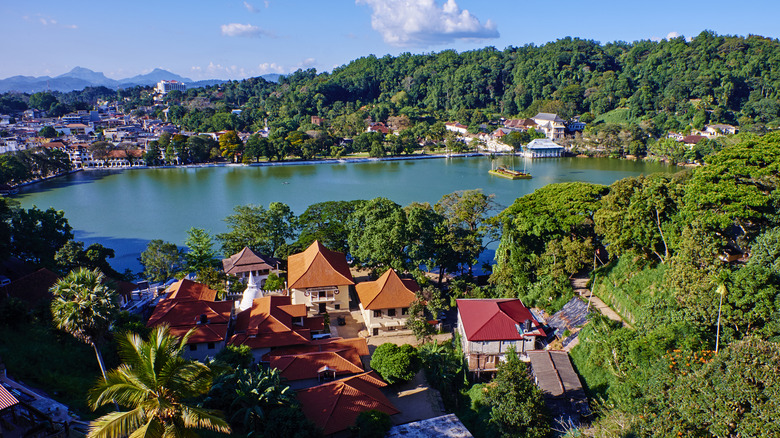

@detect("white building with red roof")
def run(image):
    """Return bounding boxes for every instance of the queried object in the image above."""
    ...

[456,298,545,373]
[288,241,354,315]
[356,269,419,336]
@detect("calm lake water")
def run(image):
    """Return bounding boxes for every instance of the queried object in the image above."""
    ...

[15,156,675,274]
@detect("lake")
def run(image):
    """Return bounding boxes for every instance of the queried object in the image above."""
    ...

[15,156,675,274]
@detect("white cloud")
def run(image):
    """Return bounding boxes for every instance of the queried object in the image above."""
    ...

[666,31,680,39]
[357,0,498,47]
[264,1,270,8]
[221,23,266,37]
[39,18,57,26]
[258,62,285,74]
[243,1,259,13]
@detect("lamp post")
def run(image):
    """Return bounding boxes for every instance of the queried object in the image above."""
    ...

[715,283,727,354]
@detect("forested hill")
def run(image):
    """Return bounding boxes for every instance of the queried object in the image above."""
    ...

[196,30,780,133]
[4,31,780,137]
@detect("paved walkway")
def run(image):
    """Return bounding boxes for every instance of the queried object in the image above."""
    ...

[570,276,632,328]
[383,370,444,425]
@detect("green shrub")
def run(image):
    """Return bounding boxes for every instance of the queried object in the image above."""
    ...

[369,343,420,385]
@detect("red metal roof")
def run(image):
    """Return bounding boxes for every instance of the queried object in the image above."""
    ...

[457,298,545,341]
[297,372,398,435]
[261,337,370,362]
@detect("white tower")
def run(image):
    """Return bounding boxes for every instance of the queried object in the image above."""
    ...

[239,273,262,311]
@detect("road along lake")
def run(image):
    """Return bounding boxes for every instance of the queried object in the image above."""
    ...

[16,156,675,274]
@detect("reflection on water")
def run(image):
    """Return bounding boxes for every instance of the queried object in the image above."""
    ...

[15,157,674,274]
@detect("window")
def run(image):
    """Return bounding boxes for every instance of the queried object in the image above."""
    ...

[188,344,197,351]
[401,307,408,315]
[373,310,382,318]
[335,304,340,310]
[207,342,215,350]
[387,308,396,317]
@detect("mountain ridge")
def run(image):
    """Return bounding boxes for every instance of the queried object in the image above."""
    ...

[0,67,279,93]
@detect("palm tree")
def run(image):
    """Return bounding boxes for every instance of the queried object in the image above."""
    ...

[219,367,296,435]
[87,326,231,438]
[50,267,119,378]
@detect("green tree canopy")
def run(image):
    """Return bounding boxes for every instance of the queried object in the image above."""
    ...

[139,240,183,282]
[87,326,231,438]
[369,343,420,385]
[50,268,120,379]
[347,197,408,271]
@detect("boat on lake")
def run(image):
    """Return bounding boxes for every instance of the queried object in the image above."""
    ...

[489,166,532,179]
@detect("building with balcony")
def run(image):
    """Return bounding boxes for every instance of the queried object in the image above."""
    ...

[156,80,186,95]
[457,298,545,375]
[356,269,419,336]
[288,241,354,315]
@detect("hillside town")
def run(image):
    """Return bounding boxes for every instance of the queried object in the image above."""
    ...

[0,80,741,181]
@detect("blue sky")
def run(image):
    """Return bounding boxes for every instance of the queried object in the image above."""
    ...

[2,0,779,81]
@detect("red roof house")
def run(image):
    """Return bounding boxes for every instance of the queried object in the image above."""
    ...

[229,295,325,359]
[457,299,545,372]
[296,372,399,435]
[165,278,218,302]
[146,297,234,361]
[288,241,354,315]
[356,269,419,336]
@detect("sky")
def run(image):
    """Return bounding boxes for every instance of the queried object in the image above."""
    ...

[2,0,780,81]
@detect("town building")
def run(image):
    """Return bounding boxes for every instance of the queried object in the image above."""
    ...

[228,295,325,361]
[156,80,186,95]
[445,122,469,135]
[531,113,567,140]
[146,279,233,361]
[523,138,565,157]
[288,241,354,315]
[457,298,545,374]
[222,247,280,286]
[356,269,419,336]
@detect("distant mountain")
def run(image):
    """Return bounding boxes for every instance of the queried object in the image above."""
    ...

[260,74,282,83]
[0,67,226,93]
[118,68,193,88]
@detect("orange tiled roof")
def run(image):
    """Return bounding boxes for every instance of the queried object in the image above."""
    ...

[146,299,233,344]
[146,299,232,327]
[287,241,354,289]
[271,350,364,381]
[261,337,370,362]
[229,295,313,349]
[356,269,419,310]
[168,324,230,344]
[222,247,279,275]
[297,372,399,435]
[166,279,217,301]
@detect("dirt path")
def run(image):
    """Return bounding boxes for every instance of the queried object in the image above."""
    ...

[571,276,632,328]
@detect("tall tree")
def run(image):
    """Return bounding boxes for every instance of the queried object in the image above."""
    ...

[50,268,120,379]
[11,206,73,268]
[435,190,499,275]
[217,203,297,257]
[483,349,549,438]
[347,197,408,271]
[139,240,183,282]
[87,327,231,438]
[183,227,218,273]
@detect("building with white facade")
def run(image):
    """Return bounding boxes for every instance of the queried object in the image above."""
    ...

[156,80,186,95]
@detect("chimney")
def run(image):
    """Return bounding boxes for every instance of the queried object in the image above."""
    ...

[524,319,532,332]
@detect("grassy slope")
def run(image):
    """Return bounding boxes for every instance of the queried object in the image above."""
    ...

[0,321,114,418]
